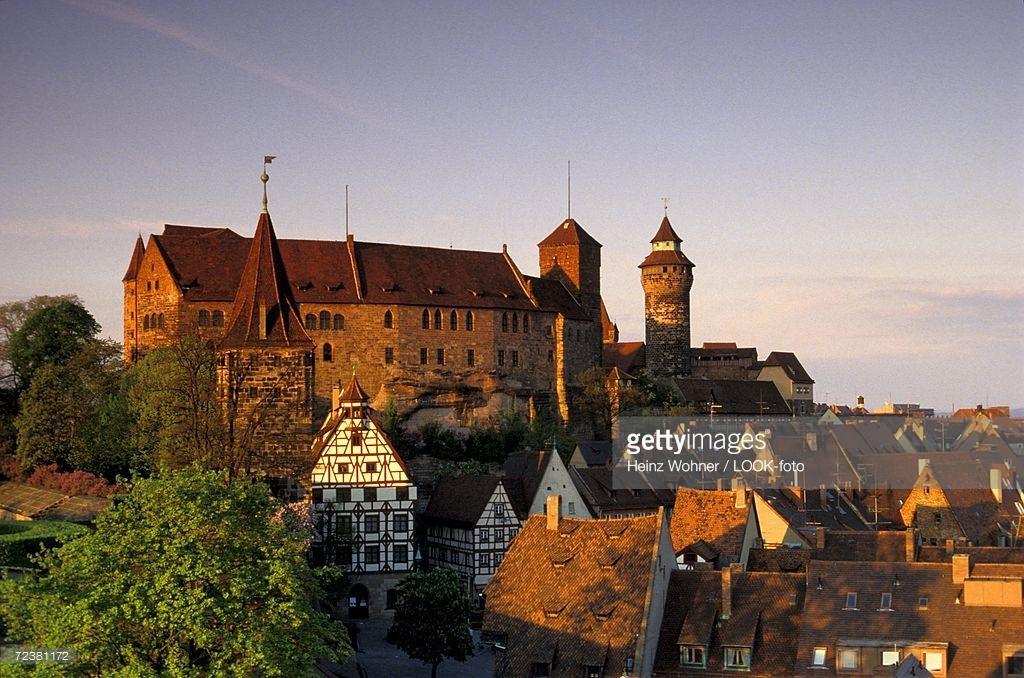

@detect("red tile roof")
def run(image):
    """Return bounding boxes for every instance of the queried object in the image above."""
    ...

[537,218,601,248]
[671,489,750,564]
[218,212,313,349]
[337,374,369,403]
[602,341,646,374]
[483,512,663,677]
[639,248,695,268]
[650,215,682,243]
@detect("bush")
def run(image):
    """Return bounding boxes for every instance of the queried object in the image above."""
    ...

[0,520,88,568]
[24,464,121,497]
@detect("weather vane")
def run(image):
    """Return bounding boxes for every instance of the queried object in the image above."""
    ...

[662,196,670,216]
[261,155,276,214]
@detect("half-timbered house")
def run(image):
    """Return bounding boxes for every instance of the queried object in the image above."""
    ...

[310,374,417,618]
[422,475,521,595]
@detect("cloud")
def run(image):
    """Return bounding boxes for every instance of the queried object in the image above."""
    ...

[61,0,358,117]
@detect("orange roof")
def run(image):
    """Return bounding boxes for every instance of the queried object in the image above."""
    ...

[670,488,750,562]
[218,212,313,349]
[537,218,601,248]
[483,512,663,676]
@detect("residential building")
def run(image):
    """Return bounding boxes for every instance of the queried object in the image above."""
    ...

[756,352,814,415]
[670,488,759,569]
[501,447,592,520]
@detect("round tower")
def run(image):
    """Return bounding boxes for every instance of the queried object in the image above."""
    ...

[639,214,694,378]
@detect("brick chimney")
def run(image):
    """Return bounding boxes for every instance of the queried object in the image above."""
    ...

[546,494,561,531]
[733,487,747,509]
[905,529,916,561]
[815,527,826,550]
[990,467,1003,504]
[331,383,341,412]
[945,538,955,555]
[952,553,970,584]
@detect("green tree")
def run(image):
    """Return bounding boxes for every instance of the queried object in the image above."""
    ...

[576,366,612,439]
[128,336,223,470]
[389,567,473,678]
[0,294,81,389]
[13,339,134,476]
[0,466,352,676]
[7,298,99,389]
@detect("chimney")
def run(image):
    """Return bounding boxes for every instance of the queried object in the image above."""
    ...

[721,567,733,620]
[952,553,970,584]
[818,485,828,509]
[546,494,561,531]
[258,302,268,339]
[733,485,747,509]
[945,538,955,555]
[905,529,916,561]
[990,467,1003,504]
[331,383,341,412]
[815,526,826,550]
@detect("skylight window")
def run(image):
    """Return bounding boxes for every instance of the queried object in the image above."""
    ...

[844,592,858,609]
[879,593,892,610]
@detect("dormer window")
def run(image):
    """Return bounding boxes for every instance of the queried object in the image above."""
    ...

[724,647,750,670]
[680,645,706,668]
[918,597,929,609]
[812,647,826,666]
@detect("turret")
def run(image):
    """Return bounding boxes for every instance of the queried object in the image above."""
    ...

[538,218,602,326]
[639,215,694,378]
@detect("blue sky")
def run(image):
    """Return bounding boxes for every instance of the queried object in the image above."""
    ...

[1,0,1021,409]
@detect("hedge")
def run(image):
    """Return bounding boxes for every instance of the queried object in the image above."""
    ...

[0,520,89,568]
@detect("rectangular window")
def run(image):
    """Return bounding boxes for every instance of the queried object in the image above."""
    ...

[511,350,519,367]
[568,501,576,515]
[365,544,379,565]
[724,647,749,668]
[365,487,377,501]
[480,529,489,542]
[384,347,394,364]
[312,488,323,504]
[880,592,892,610]
[336,515,352,536]
[419,347,428,364]
[497,350,505,366]
[496,503,504,517]
[364,514,379,533]
[394,513,409,532]
[924,652,943,672]
[436,348,445,365]
[839,648,858,670]
[1008,656,1024,676]
[396,486,409,501]
[681,646,705,667]
[335,462,349,475]
[881,650,900,666]
[480,553,491,568]
[393,544,408,564]
[338,488,351,502]
[812,648,826,666]
[365,462,378,474]
[918,597,929,609]
[845,592,858,609]
[467,348,475,366]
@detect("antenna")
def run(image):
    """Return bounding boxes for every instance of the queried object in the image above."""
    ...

[345,184,350,238]
[662,196,670,216]
[567,160,571,220]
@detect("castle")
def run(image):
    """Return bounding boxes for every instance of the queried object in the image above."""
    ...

[122,172,700,486]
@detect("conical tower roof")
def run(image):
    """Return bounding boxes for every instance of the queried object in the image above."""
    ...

[538,218,602,248]
[218,211,313,349]
[649,216,682,243]
[338,373,369,404]
[122,234,146,281]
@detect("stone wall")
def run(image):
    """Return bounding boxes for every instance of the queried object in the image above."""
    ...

[641,264,693,378]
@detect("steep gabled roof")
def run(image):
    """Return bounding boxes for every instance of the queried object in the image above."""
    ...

[218,212,313,349]
[762,351,814,384]
[537,218,601,248]
[602,341,646,375]
[423,475,502,527]
[670,488,750,563]
[338,374,369,403]
[650,215,682,243]
[122,234,146,281]
[501,449,553,517]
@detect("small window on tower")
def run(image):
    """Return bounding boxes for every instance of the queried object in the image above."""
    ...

[523,314,529,333]
[436,348,445,365]
[319,310,330,330]
[333,314,344,330]
[497,350,505,366]
[449,310,457,330]
[383,309,394,328]
[419,347,428,365]
[322,343,333,362]
[467,349,475,366]
[198,310,210,326]
[512,314,519,332]
[384,347,394,364]
[465,311,474,331]
[433,309,442,329]
[212,310,224,327]
[305,314,316,330]
[422,308,430,329]
[501,313,509,332]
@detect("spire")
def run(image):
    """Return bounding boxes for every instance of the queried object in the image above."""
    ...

[650,215,682,244]
[261,155,275,214]
[218,208,313,349]
[338,373,369,405]
[640,212,694,269]
[122,234,146,281]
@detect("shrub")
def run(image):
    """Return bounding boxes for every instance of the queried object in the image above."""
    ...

[24,464,120,497]
[0,520,88,568]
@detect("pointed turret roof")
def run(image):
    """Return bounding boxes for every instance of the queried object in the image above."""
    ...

[538,218,602,248]
[338,374,369,404]
[122,234,146,281]
[650,216,682,243]
[218,211,313,349]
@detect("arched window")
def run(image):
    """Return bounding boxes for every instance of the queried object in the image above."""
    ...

[523,314,529,333]
[422,309,430,329]
[333,314,344,330]
[212,310,224,327]
[305,313,316,330]
[158,313,165,329]
[143,315,150,330]
[433,309,442,330]
[501,313,509,332]
[323,343,333,362]
[512,314,519,333]
[383,310,393,328]
[465,311,474,331]
[449,310,458,330]
[198,310,210,327]
[319,310,330,330]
